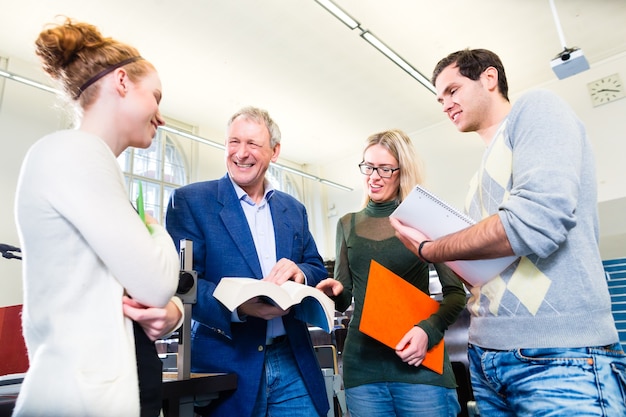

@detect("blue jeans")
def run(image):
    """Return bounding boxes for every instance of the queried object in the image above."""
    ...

[346,382,461,417]
[251,338,322,417]
[468,343,626,417]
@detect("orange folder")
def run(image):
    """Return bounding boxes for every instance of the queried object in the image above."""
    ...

[359,260,444,374]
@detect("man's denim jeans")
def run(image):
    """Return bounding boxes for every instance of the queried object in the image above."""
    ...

[468,343,626,416]
[251,338,321,417]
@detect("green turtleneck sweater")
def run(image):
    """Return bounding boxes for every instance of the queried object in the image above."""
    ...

[333,200,466,389]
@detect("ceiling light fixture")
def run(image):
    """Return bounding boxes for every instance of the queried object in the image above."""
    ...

[360,31,435,94]
[314,0,360,29]
[548,0,589,80]
[276,164,319,181]
[0,69,353,192]
[314,0,435,94]
[0,69,58,93]
[320,179,352,191]
[158,125,225,151]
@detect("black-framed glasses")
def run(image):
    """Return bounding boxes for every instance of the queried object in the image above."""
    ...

[358,163,399,179]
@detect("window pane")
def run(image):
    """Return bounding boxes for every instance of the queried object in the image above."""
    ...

[266,166,281,190]
[267,165,301,201]
[133,135,163,180]
[120,128,188,223]
[143,181,161,220]
[118,148,132,173]
[123,175,130,198]
[163,185,176,224]
[164,135,186,185]
[163,185,175,208]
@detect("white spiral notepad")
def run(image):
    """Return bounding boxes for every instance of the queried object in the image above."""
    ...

[390,185,518,286]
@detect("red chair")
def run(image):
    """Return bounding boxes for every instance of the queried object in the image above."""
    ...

[0,304,29,375]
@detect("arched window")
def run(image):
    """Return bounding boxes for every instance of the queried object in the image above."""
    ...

[267,165,301,202]
[118,128,188,223]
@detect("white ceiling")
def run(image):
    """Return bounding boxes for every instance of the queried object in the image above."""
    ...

[2,0,626,167]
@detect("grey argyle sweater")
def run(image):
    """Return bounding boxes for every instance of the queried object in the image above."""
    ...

[465,90,618,349]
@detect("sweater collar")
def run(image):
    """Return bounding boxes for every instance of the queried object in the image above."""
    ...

[364,199,399,217]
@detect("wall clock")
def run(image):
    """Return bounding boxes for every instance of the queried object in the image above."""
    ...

[587,73,625,107]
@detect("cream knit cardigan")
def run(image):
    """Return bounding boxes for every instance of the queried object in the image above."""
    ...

[14,130,180,417]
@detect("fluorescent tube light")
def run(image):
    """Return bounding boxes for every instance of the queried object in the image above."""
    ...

[314,0,360,29]
[320,179,353,192]
[275,164,319,181]
[159,125,225,151]
[0,70,60,94]
[361,31,435,94]
[313,1,434,94]
[10,75,58,93]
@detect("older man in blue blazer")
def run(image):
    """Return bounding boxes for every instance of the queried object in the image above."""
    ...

[165,106,330,417]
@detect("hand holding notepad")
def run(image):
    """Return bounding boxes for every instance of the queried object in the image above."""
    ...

[390,185,518,286]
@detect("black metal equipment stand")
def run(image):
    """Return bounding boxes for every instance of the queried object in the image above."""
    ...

[175,239,197,380]
[161,240,238,417]
[0,244,21,260]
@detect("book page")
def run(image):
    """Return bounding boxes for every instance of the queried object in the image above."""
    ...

[213,278,295,311]
[213,278,335,332]
[280,281,334,332]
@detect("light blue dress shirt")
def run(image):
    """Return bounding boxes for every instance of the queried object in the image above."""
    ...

[230,178,286,342]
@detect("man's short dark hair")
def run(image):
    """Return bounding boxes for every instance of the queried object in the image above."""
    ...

[432,48,509,101]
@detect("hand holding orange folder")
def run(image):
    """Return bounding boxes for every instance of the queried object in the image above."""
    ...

[359,260,444,374]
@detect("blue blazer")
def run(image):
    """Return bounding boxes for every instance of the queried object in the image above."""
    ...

[166,175,329,417]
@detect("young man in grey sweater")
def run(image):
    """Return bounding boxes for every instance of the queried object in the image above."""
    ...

[391,48,626,416]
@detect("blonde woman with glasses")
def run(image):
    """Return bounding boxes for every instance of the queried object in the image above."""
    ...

[317,129,466,417]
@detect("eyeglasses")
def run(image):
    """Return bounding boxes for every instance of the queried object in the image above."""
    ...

[358,163,399,178]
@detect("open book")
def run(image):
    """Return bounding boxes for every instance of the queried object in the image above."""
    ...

[390,185,519,286]
[359,260,444,374]
[214,278,335,332]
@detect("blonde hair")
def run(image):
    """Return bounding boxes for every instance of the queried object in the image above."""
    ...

[360,129,424,207]
[34,17,154,107]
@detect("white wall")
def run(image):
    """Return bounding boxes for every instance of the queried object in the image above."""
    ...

[0,57,70,307]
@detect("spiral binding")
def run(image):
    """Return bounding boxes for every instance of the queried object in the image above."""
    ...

[413,185,475,226]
